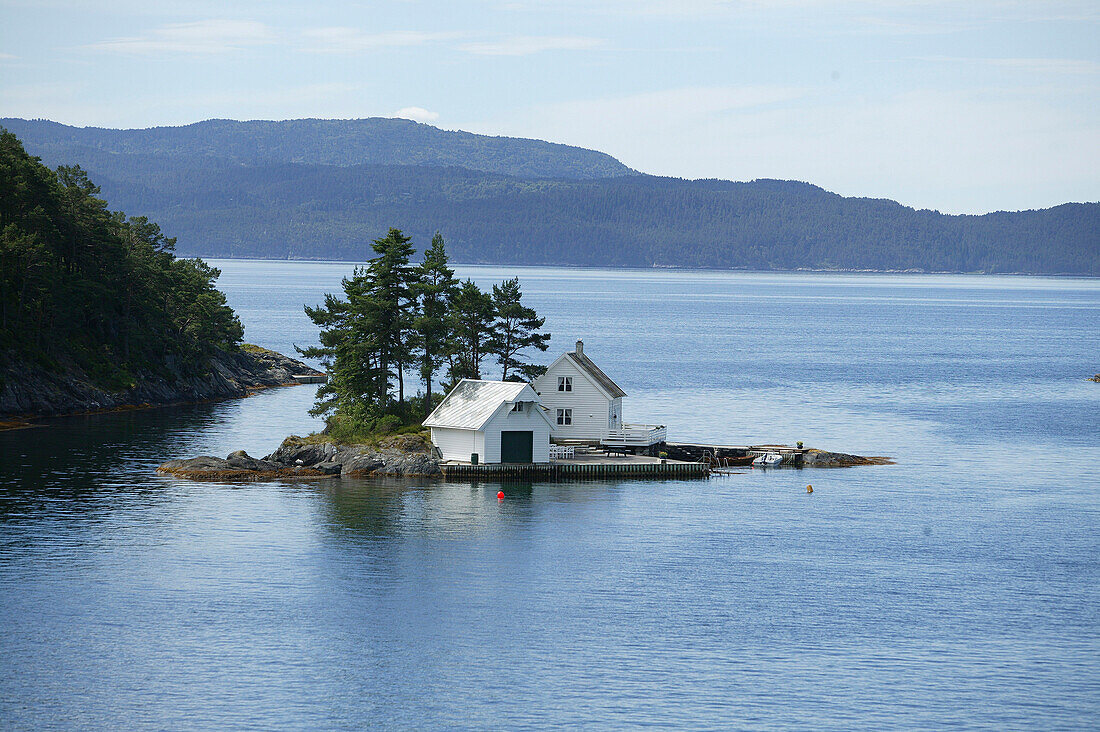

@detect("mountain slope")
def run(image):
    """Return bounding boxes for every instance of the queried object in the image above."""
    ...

[70,157,1100,274]
[0,117,635,180]
[4,119,1097,274]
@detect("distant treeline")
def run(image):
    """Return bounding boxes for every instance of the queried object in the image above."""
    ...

[0,131,242,389]
[5,118,1097,275]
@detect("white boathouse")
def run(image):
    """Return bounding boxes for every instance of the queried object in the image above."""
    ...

[533,340,666,448]
[424,379,554,464]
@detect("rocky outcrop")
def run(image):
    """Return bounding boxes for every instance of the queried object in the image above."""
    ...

[0,344,322,418]
[801,450,894,467]
[663,442,891,467]
[157,433,442,482]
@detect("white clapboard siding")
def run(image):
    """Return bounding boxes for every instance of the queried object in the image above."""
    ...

[430,427,478,462]
[534,359,613,440]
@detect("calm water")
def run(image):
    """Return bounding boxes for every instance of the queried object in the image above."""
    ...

[2,263,1098,729]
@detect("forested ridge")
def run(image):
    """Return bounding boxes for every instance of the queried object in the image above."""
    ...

[0,130,243,394]
[5,118,1097,275]
[0,117,633,180]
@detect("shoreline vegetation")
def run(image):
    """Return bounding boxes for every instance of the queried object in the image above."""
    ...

[0,130,320,422]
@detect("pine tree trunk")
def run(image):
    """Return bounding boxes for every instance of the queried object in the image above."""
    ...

[398,358,405,409]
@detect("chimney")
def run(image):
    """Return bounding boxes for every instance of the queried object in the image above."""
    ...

[575,339,584,356]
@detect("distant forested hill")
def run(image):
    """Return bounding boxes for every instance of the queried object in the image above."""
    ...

[0,117,634,180]
[4,118,1097,274]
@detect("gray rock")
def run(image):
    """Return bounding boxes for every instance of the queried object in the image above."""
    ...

[341,451,385,477]
[311,461,343,475]
[159,456,233,472]
[225,450,281,472]
[264,438,339,466]
[376,452,443,477]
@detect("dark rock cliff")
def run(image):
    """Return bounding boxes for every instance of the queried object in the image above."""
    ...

[0,345,321,418]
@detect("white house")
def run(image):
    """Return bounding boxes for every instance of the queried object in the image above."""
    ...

[533,340,666,448]
[423,379,555,464]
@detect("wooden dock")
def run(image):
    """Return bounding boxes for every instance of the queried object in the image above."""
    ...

[440,460,709,482]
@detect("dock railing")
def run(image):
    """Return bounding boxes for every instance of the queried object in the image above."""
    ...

[601,424,667,447]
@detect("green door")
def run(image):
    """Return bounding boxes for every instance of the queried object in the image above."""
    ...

[500,431,534,463]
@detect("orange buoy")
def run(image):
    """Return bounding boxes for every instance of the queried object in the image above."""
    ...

[807,485,813,493]
[497,491,505,500]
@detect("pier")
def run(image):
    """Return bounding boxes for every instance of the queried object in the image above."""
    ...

[440,453,709,481]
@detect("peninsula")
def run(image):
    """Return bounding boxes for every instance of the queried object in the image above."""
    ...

[0,131,320,422]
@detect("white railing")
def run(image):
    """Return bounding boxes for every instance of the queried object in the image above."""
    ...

[601,424,667,446]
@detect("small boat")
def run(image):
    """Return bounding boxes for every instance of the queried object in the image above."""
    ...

[753,452,784,467]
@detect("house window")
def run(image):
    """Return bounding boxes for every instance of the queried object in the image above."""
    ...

[558,376,572,392]
[557,408,572,426]
[511,402,524,412]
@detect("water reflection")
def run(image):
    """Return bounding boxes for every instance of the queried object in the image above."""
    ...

[313,477,631,541]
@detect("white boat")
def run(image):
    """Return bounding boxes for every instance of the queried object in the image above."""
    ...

[753,452,784,467]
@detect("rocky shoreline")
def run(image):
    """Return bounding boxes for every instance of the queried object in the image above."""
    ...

[0,344,322,421]
[158,435,891,482]
[158,433,442,481]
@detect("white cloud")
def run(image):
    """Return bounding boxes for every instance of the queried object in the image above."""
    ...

[458,35,604,56]
[83,20,276,55]
[393,106,440,123]
[301,28,463,54]
[0,52,17,60]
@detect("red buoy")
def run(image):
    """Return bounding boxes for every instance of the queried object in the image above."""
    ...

[497,491,505,500]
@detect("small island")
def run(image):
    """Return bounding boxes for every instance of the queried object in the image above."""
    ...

[155,233,890,482]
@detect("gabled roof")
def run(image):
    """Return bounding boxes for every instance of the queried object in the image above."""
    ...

[566,351,627,399]
[423,379,540,430]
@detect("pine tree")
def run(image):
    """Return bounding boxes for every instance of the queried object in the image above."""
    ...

[444,279,495,388]
[489,277,550,381]
[299,271,388,421]
[364,227,418,412]
[411,233,458,416]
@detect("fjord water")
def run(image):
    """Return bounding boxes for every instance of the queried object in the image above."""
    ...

[2,263,1098,730]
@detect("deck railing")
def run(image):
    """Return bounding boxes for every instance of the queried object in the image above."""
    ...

[601,424,667,446]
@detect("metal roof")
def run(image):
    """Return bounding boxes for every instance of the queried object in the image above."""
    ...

[567,351,627,399]
[423,379,534,430]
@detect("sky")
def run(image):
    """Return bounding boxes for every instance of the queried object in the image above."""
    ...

[1,0,1097,214]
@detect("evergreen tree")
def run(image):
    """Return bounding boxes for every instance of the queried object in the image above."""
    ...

[0,129,242,387]
[299,228,417,421]
[489,277,550,381]
[444,279,495,387]
[411,233,457,416]
[299,273,388,422]
[364,227,418,411]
